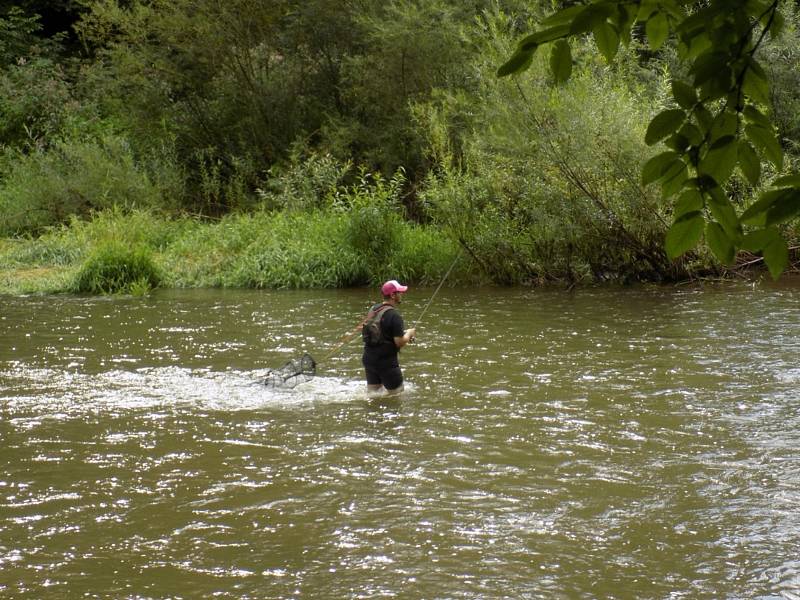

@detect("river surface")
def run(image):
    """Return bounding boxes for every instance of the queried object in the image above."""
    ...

[1,283,799,599]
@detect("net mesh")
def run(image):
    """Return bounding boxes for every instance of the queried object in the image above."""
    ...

[263,353,317,388]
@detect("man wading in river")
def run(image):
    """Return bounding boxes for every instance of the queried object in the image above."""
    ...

[362,280,416,395]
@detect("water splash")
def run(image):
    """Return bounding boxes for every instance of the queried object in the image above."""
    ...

[1,363,369,414]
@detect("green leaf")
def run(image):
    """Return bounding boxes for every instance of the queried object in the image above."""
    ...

[709,134,736,153]
[765,187,800,226]
[694,105,714,133]
[646,11,669,50]
[593,20,619,63]
[550,39,572,83]
[569,7,598,35]
[706,186,741,238]
[497,49,534,77]
[742,226,781,253]
[743,104,771,128]
[699,67,733,101]
[678,122,703,146]
[744,224,790,279]
[677,13,712,59]
[744,0,772,19]
[664,132,689,153]
[679,29,712,61]
[698,135,739,186]
[772,174,800,187]
[745,123,783,170]
[742,59,771,106]
[613,4,636,46]
[737,140,761,187]
[673,188,703,219]
[671,80,697,110]
[665,211,704,259]
[691,51,733,101]
[540,5,586,28]
[636,1,659,21]
[659,1,685,21]
[645,109,686,145]
[763,235,789,280]
[693,175,717,192]
[676,7,708,33]
[705,221,736,265]
[710,110,738,140]
[740,188,791,225]
[641,151,679,185]
[691,51,728,87]
[660,157,688,197]
[518,24,571,51]
[570,4,614,35]
[768,9,785,39]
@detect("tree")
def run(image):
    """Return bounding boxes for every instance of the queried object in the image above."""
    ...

[499,0,800,278]
[0,1,85,42]
[0,7,74,150]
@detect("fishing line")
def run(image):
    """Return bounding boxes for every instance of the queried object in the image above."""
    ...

[412,249,462,330]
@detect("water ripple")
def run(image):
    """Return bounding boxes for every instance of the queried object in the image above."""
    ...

[2,285,800,598]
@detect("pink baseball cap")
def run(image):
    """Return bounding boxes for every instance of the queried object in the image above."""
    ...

[381,280,408,295]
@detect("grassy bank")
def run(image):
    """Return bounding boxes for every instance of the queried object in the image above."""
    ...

[0,208,474,295]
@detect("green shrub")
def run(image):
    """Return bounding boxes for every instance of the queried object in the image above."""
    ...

[256,150,352,212]
[339,169,406,268]
[414,19,689,284]
[0,135,169,236]
[346,205,402,260]
[160,212,273,287]
[1,206,472,294]
[1,235,80,267]
[71,242,161,295]
[0,9,72,151]
[376,223,466,285]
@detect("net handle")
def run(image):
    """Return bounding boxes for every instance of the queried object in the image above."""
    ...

[320,305,382,361]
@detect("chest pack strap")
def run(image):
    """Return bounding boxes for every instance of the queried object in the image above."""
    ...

[365,304,394,328]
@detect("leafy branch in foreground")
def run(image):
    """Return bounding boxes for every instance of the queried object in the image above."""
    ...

[499,0,799,278]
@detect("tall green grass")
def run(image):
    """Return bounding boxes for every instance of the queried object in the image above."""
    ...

[0,206,472,295]
[224,212,364,289]
[166,210,466,289]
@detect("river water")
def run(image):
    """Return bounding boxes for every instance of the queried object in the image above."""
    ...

[1,283,799,599]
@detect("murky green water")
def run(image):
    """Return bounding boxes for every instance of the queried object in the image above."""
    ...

[2,283,799,599]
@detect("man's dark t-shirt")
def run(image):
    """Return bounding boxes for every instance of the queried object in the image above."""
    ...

[362,304,405,368]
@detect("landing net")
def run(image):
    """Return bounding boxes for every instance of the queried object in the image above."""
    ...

[263,353,317,388]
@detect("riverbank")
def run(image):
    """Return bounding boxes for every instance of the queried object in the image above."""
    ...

[2,207,790,297]
[0,208,475,295]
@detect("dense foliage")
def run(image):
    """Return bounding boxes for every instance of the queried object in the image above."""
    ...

[1,1,799,292]
[499,0,800,279]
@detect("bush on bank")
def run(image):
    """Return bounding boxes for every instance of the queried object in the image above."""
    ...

[0,134,180,237]
[71,241,161,295]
